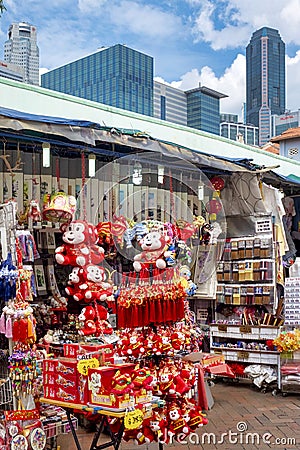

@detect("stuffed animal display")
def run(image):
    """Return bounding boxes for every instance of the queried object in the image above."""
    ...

[133,230,170,272]
[55,220,105,267]
[78,304,113,336]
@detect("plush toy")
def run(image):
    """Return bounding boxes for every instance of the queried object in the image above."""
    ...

[158,367,176,396]
[78,304,111,336]
[133,230,170,272]
[188,404,208,429]
[28,199,42,222]
[170,331,184,352]
[65,266,87,301]
[200,223,212,246]
[78,306,97,336]
[166,404,189,443]
[131,365,153,391]
[126,332,145,358]
[179,265,197,296]
[55,220,105,267]
[111,370,134,395]
[81,265,114,302]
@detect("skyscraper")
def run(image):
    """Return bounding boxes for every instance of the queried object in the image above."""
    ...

[4,22,39,85]
[246,27,286,146]
[41,44,153,117]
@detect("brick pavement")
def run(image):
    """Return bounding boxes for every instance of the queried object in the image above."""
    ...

[57,381,300,450]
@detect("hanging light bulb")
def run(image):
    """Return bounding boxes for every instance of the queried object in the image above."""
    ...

[42,142,51,168]
[88,153,96,177]
[132,162,143,185]
[158,165,164,184]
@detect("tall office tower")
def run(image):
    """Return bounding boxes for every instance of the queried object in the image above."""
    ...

[4,22,39,85]
[246,27,286,146]
[41,44,153,116]
[186,86,227,135]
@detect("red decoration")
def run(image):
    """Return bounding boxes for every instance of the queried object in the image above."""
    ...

[55,220,104,267]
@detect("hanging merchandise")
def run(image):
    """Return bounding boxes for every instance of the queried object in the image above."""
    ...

[112,218,206,329]
[0,252,18,302]
[42,191,76,223]
[16,230,39,263]
[55,220,105,267]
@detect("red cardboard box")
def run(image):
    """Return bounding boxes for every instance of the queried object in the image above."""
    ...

[88,366,135,408]
[63,343,114,359]
[56,358,78,376]
[43,359,57,373]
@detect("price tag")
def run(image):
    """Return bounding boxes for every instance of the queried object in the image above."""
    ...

[213,349,223,355]
[124,409,144,430]
[218,324,228,332]
[239,325,252,334]
[77,357,99,376]
[237,351,249,359]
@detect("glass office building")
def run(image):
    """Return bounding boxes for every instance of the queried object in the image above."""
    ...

[41,44,153,116]
[246,27,285,145]
[186,86,227,135]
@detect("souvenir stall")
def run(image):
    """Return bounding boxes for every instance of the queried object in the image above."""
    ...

[0,112,299,448]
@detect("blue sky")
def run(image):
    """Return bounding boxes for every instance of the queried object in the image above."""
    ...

[1,0,300,118]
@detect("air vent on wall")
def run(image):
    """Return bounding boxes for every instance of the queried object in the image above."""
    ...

[288,147,299,157]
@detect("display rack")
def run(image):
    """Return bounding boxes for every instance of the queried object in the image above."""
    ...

[210,324,281,386]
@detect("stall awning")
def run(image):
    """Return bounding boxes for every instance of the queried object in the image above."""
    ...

[0,106,299,184]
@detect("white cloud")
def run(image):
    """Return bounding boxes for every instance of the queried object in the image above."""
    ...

[189,0,300,49]
[78,0,107,13]
[162,53,246,119]
[108,1,183,38]
[286,51,300,111]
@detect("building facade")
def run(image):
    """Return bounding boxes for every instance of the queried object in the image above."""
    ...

[0,60,24,82]
[154,81,187,125]
[41,44,153,117]
[186,86,227,135]
[4,22,39,85]
[271,110,300,137]
[246,27,286,146]
[271,128,300,162]
[220,121,259,146]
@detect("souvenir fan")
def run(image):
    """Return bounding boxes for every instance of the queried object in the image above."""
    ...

[110,215,133,248]
[42,191,76,223]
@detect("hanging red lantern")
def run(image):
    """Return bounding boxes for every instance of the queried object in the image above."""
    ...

[210,176,225,191]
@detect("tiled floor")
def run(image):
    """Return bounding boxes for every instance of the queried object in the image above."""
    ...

[56,380,300,450]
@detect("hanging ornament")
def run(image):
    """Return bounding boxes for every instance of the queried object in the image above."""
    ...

[42,192,76,223]
[210,176,225,192]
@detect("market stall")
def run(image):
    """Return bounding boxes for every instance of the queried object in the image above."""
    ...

[0,109,299,448]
